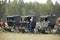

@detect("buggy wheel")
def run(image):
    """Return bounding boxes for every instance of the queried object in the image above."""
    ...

[13,26,19,32]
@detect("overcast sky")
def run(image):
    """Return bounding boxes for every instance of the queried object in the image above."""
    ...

[0,0,60,4]
[24,0,60,4]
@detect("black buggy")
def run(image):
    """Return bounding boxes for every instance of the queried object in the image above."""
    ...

[4,15,21,32]
[20,15,36,33]
[39,15,56,33]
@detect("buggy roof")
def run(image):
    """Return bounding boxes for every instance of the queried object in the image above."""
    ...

[7,15,20,17]
[21,15,36,18]
[40,15,50,18]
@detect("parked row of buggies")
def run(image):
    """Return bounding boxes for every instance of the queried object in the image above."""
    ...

[0,15,60,34]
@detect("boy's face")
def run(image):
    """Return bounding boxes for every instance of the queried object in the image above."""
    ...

[30,19,33,21]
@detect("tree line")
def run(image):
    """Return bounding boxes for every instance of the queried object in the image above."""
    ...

[0,0,60,21]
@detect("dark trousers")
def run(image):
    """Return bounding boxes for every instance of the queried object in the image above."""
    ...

[47,24,55,33]
[30,27,35,33]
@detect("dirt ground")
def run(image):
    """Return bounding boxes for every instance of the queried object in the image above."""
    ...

[0,32,60,40]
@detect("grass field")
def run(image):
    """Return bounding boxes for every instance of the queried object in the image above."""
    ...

[0,32,60,40]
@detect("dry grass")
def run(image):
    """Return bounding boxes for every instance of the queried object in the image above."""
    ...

[0,32,60,40]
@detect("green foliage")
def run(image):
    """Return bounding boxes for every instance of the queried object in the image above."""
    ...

[0,0,60,21]
[0,0,6,20]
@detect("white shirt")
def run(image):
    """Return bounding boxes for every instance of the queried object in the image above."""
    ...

[40,21,49,27]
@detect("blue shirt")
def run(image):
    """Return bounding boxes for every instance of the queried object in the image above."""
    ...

[29,20,36,27]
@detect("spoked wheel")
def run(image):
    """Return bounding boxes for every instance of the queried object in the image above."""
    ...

[13,25,20,32]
